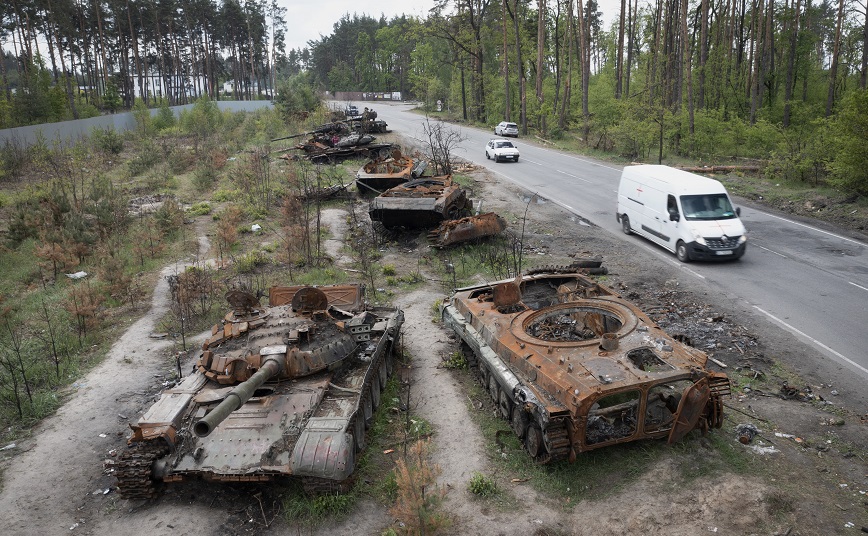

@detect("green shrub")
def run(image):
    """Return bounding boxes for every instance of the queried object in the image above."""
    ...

[187,202,211,216]
[382,264,397,276]
[236,250,269,273]
[90,127,124,155]
[468,472,499,497]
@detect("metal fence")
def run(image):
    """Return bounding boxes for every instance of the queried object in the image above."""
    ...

[0,100,273,149]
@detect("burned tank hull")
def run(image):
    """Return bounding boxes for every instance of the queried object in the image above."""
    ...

[111,284,403,499]
[368,176,473,229]
[428,212,507,247]
[441,270,729,463]
[355,149,425,194]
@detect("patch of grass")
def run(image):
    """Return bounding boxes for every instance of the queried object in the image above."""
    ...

[282,482,357,525]
[468,471,499,497]
[382,264,396,276]
[235,250,269,273]
[187,201,211,216]
[293,267,348,286]
[212,188,241,202]
[441,351,467,370]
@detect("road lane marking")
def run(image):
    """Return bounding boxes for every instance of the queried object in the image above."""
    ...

[752,306,868,376]
[522,157,542,165]
[561,154,621,172]
[849,281,868,293]
[760,212,865,247]
[753,243,788,258]
[557,170,591,183]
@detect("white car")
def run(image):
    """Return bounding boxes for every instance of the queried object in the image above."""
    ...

[494,121,519,137]
[485,139,520,163]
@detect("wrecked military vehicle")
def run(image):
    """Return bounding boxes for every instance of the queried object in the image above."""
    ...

[355,149,426,194]
[368,175,473,229]
[110,285,403,499]
[427,212,508,247]
[273,122,393,163]
[441,270,729,462]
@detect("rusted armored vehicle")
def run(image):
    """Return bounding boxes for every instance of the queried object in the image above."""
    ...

[355,149,426,194]
[111,285,403,499]
[428,212,508,247]
[273,123,393,163]
[368,175,473,229]
[441,270,729,462]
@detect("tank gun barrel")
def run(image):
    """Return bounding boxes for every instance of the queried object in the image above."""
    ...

[193,356,283,437]
[270,132,310,142]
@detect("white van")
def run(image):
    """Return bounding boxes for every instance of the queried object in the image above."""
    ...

[616,165,747,262]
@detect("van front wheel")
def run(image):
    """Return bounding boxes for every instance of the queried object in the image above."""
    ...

[621,216,631,235]
[676,241,691,263]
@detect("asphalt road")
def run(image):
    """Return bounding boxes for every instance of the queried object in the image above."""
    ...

[366,102,868,388]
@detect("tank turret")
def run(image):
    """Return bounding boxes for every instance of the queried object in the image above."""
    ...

[109,284,403,499]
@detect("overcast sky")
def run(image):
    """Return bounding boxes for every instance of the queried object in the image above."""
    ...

[279,0,619,52]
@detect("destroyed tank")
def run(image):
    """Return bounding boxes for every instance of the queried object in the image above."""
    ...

[111,284,403,499]
[355,148,426,194]
[368,175,473,229]
[441,269,729,463]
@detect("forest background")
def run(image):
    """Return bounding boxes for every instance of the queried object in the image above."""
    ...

[1,0,867,193]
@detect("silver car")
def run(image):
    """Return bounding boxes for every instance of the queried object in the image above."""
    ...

[486,138,520,163]
[494,121,519,137]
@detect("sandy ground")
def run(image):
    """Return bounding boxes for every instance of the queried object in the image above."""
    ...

[0,173,865,536]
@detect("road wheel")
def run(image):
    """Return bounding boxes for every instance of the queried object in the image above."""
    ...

[525,424,544,457]
[676,240,692,263]
[621,216,631,235]
[514,156,519,162]
[495,155,501,163]
[498,390,511,420]
[512,406,528,439]
[486,151,490,160]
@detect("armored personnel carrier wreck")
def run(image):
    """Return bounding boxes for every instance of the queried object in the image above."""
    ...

[441,269,729,462]
[111,284,403,499]
[368,175,473,229]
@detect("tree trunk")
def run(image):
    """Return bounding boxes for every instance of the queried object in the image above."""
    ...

[616,0,626,98]
[502,0,510,121]
[698,0,708,109]
[577,0,590,140]
[783,0,801,126]
[682,0,694,135]
[826,0,845,116]
[536,0,546,133]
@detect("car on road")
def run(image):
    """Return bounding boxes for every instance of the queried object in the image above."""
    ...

[494,121,519,137]
[485,139,520,163]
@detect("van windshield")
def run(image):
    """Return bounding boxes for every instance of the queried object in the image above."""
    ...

[680,194,737,220]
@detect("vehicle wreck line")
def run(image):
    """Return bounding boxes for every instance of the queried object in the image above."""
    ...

[752,305,867,376]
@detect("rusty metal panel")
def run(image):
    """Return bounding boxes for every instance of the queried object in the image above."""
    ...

[269,284,364,311]
[429,212,507,247]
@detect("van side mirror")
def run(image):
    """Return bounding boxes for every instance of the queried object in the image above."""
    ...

[669,213,680,222]
[736,207,741,216]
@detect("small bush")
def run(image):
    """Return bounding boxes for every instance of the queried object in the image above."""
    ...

[236,250,269,273]
[187,202,211,216]
[212,188,240,202]
[468,472,499,497]
[91,127,124,155]
[193,163,218,190]
[442,351,467,370]
[382,264,397,276]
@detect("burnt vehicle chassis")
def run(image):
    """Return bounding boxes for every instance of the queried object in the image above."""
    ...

[441,271,729,463]
[110,285,403,499]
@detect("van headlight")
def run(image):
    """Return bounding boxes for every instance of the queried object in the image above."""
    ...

[692,231,707,246]
[738,234,747,244]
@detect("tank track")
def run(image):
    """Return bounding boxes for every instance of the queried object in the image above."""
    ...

[476,362,572,464]
[110,441,170,500]
[302,476,355,495]
[538,419,571,464]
